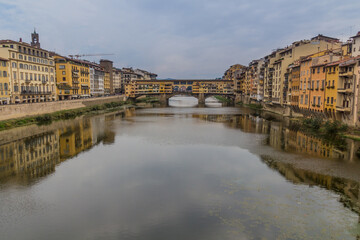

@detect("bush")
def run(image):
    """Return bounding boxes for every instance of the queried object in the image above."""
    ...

[36,114,52,123]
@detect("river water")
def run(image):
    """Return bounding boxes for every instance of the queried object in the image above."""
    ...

[1,103,360,239]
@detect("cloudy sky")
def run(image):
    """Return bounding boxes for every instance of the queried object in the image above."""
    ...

[0,0,360,79]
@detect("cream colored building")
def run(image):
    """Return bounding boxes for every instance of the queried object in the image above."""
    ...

[351,31,360,57]
[113,68,122,93]
[0,32,56,103]
[267,35,341,106]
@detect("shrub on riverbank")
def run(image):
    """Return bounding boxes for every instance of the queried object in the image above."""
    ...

[214,96,232,103]
[0,101,129,131]
[298,118,348,150]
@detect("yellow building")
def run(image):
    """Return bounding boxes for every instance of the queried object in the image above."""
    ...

[104,71,110,95]
[324,61,340,114]
[0,32,56,103]
[53,55,90,100]
[0,57,10,104]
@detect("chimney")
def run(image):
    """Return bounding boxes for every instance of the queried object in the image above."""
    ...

[19,38,22,42]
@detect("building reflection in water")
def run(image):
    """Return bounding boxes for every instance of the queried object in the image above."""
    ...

[194,112,360,162]
[261,155,360,226]
[0,131,60,183]
[0,114,118,185]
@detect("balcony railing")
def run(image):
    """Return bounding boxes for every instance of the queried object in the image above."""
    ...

[336,106,351,112]
[21,90,52,95]
[339,72,354,77]
[337,88,352,94]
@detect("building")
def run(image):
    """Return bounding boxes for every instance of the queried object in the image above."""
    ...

[53,55,90,100]
[99,60,114,94]
[0,32,56,103]
[104,71,110,95]
[90,65,105,97]
[223,64,244,81]
[324,60,340,115]
[113,68,122,93]
[134,68,158,80]
[309,52,341,112]
[289,61,300,108]
[336,57,359,125]
[0,57,10,105]
[298,56,312,110]
[262,36,341,106]
[351,31,360,57]
[234,67,246,94]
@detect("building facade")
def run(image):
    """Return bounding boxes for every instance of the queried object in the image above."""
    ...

[0,57,10,105]
[54,55,90,100]
[0,35,56,103]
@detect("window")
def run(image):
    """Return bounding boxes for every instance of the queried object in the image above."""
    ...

[327,97,329,104]
[331,97,333,104]
[305,95,308,104]
[13,72,16,80]
[332,80,334,87]
[318,96,321,105]
[12,62,17,68]
[313,96,316,105]
[3,71,7,77]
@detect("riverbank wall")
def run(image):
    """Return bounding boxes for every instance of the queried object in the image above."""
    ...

[0,95,127,121]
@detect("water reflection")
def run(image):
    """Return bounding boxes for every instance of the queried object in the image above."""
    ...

[194,112,360,162]
[0,113,118,185]
[0,107,360,239]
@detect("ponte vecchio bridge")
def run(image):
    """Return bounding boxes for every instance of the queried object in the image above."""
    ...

[125,79,234,104]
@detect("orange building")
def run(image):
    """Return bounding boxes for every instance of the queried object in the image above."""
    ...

[298,56,312,109]
[289,62,300,107]
[309,62,326,112]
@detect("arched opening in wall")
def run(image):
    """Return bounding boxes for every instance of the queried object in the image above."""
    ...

[168,95,198,107]
[205,96,222,108]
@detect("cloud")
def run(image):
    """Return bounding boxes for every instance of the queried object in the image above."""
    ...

[0,0,360,78]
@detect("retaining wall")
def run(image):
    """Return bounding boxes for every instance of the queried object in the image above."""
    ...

[0,95,127,121]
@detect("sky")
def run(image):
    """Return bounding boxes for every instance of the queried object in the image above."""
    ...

[0,0,360,79]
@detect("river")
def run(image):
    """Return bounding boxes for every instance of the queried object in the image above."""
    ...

[0,103,360,239]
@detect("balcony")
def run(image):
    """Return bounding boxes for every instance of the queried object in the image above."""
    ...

[25,79,31,83]
[73,80,79,84]
[336,106,351,112]
[57,84,72,90]
[21,90,52,95]
[72,72,80,78]
[339,72,354,77]
[42,80,47,84]
[337,88,352,94]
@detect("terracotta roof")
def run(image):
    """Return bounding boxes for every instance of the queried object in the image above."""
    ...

[350,31,360,38]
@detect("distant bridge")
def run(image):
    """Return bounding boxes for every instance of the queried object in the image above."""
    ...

[125,79,234,104]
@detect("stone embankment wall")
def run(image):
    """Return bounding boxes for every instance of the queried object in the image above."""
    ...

[0,95,127,121]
